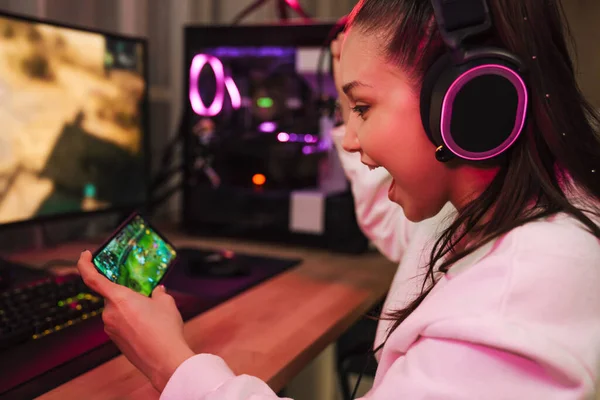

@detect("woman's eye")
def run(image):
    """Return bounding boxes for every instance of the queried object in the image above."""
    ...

[351,105,370,119]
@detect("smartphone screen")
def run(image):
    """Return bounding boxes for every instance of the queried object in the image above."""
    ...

[92,214,177,296]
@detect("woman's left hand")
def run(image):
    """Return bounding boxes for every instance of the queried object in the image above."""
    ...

[76,250,195,392]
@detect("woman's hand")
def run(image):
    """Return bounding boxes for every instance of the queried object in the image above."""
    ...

[331,31,350,125]
[77,250,195,392]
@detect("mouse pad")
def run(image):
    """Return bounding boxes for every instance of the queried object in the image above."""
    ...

[163,247,301,305]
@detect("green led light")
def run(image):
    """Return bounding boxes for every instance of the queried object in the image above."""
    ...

[83,183,96,198]
[257,97,273,108]
[58,301,64,307]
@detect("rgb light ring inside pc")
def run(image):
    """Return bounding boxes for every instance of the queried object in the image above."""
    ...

[0,11,149,228]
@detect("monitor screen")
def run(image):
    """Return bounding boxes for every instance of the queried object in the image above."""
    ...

[0,14,147,225]
[188,44,337,191]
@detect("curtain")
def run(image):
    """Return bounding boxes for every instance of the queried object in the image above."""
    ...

[190,0,355,24]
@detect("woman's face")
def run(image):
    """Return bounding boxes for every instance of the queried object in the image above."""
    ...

[340,28,453,222]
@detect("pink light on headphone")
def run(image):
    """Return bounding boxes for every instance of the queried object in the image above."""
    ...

[189,54,241,116]
[440,64,528,161]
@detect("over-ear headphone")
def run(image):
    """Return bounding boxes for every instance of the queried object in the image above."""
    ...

[420,0,529,163]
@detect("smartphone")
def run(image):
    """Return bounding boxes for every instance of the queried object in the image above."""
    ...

[92,212,177,296]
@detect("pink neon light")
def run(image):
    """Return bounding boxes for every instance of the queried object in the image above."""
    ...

[225,76,241,109]
[440,64,528,161]
[277,132,290,142]
[189,54,226,116]
[259,122,277,132]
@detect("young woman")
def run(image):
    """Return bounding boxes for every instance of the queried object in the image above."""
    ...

[77,0,600,398]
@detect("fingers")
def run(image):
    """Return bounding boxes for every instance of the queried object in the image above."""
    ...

[152,285,172,302]
[77,250,122,299]
[152,285,177,308]
[152,285,166,296]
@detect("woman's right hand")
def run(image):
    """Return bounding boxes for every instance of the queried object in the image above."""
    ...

[331,31,350,125]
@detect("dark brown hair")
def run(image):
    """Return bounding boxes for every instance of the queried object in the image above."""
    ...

[348,0,600,337]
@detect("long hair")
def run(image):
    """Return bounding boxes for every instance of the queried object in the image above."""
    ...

[348,0,600,337]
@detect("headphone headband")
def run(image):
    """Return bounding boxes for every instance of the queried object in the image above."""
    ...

[423,0,529,162]
[431,0,492,51]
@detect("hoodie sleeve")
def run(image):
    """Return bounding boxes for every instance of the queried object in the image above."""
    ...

[160,354,293,400]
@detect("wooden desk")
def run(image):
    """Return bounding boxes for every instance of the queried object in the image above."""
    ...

[10,234,396,399]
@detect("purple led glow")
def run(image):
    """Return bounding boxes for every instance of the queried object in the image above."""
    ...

[189,54,226,117]
[304,134,318,143]
[260,122,277,133]
[206,47,295,58]
[301,145,324,155]
[225,76,241,109]
[440,64,528,160]
[276,132,320,144]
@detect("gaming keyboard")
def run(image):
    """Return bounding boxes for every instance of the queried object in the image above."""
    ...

[0,249,301,399]
[0,273,112,399]
[0,275,104,351]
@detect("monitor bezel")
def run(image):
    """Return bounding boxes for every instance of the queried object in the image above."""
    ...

[0,10,151,230]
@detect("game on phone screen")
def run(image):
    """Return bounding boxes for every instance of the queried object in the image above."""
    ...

[93,215,177,296]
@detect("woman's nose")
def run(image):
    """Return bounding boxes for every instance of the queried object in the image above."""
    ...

[341,125,361,153]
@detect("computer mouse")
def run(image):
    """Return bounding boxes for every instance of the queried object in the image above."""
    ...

[200,250,249,278]
[179,248,249,278]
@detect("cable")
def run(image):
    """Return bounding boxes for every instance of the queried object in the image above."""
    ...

[150,163,185,192]
[231,0,312,25]
[148,108,189,205]
[350,341,385,400]
[350,352,370,400]
[149,181,182,211]
[157,107,189,171]
[231,0,271,25]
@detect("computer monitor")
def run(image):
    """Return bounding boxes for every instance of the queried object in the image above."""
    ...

[0,12,148,227]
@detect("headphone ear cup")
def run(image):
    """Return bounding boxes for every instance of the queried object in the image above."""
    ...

[421,52,528,161]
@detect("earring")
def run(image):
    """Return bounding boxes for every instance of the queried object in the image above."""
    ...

[435,145,453,163]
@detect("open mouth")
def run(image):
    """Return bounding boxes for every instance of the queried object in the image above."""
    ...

[361,162,381,171]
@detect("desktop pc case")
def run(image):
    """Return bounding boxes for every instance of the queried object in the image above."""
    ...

[182,23,369,253]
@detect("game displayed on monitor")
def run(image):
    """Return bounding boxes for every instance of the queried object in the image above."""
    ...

[188,44,337,191]
[0,14,147,225]
[93,214,176,296]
